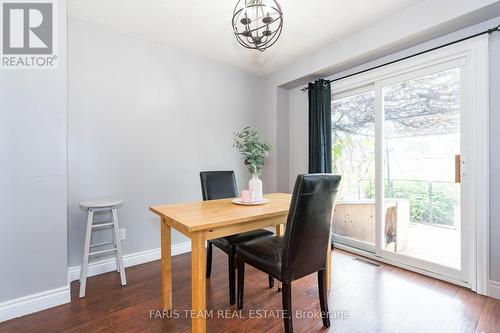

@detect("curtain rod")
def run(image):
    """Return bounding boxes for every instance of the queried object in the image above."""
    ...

[301,23,500,92]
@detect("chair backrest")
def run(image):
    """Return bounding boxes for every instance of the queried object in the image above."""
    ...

[281,174,341,282]
[200,171,239,201]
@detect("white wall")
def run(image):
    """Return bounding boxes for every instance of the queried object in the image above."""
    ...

[271,0,500,88]
[488,21,500,284]
[0,1,68,304]
[67,18,265,266]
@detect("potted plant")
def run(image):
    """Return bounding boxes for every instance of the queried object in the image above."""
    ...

[233,126,271,202]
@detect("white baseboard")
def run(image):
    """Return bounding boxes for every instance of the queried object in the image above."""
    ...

[0,242,192,323]
[0,286,70,323]
[488,280,500,300]
[67,241,191,282]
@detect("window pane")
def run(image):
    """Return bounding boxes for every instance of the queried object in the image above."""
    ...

[382,68,461,269]
[331,91,376,246]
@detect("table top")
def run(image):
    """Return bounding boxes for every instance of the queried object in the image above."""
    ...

[149,193,291,233]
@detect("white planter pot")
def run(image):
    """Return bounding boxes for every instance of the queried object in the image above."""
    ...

[248,175,263,202]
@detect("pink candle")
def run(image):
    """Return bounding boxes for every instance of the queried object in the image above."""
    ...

[240,190,255,203]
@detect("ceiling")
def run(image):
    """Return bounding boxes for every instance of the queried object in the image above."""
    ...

[68,0,426,76]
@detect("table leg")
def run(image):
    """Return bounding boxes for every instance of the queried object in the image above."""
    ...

[161,219,172,310]
[326,232,332,291]
[191,232,206,333]
[275,224,284,236]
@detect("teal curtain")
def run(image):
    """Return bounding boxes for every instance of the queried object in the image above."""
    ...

[308,79,332,173]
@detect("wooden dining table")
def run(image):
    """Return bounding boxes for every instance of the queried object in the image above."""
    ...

[149,192,331,333]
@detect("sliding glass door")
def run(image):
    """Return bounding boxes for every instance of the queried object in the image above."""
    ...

[331,58,472,284]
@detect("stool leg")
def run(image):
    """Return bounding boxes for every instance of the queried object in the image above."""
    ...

[110,210,120,273]
[79,209,94,298]
[112,207,127,286]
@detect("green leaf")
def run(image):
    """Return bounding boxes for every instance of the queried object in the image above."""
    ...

[233,126,271,175]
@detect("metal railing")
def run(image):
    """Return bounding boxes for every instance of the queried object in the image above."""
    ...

[357,178,459,227]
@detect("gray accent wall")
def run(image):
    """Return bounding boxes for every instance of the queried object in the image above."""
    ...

[0,1,68,302]
[67,18,266,267]
[276,87,290,192]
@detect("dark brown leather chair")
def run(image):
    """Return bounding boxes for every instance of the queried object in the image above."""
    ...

[236,174,341,333]
[200,171,274,305]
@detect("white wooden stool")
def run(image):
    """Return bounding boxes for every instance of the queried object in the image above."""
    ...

[79,200,127,298]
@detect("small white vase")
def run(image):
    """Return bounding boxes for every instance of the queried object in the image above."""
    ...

[248,175,263,202]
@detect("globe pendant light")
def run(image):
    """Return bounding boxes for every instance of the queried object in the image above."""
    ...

[232,0,283,52]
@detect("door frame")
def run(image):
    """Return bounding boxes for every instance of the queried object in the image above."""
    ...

[329,35,489,294]
[376,60,469,284]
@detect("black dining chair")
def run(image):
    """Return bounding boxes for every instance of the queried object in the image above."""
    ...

[236,174,341,333]
[200,171,275,305]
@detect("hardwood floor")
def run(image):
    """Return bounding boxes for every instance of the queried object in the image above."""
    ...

[1,249,500,333]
